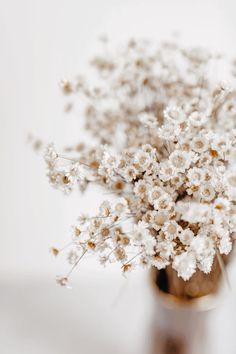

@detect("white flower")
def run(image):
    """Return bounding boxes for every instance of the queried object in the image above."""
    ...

[187,167,204,186]
[132,221,150,243]
[164,106,186,122]
[179,228,194,245]
[134,180,148,198]
[170,175,184,189]
[143,235,156,256]
[211,135,232,157]
[122,166,138,182]
[191,136,208,153]
[149,210,169,231]
[99,201,112,217]
[142,144,157,157]
[198,255,215,273]
[197,152,213,166]
[158,122,180,141]
[67,250,79,265]
[100,150,120,175]
[148,186,164,205]
[169,150,194,173]
[138,112,158,128]
[44,143,58,165]
[156,240,174,259]
[134,150,153,171]
[190,235,215,273]
[150,256,169,269]
[159,161,177,182]
[199,183,215,202]
[176,201,211,223]
[213,197,230,212]
[163,221,181,241]
[225,168,236,200]
[173,252,196,280]
[114,198,130,216]
[219,236,232,255]
[131,221,155,255]
[154,194,173,211]
[188,111,207,127]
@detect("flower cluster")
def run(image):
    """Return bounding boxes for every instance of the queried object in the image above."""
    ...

[45,39,236,283]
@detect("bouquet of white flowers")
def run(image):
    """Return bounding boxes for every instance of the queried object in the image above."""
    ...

[43,38,236,296]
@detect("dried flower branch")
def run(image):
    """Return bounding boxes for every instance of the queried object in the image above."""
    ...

[44,39,236,284]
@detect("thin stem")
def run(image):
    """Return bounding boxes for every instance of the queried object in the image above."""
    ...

[122,250,143,267]
[58,154,90,167]
[66,250,87,278]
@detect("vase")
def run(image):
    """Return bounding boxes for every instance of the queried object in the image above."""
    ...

[150,265,222,354]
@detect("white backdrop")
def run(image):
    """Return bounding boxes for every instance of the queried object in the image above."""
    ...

[0,1,236,353]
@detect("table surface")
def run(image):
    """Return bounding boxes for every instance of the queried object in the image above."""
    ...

[1,266,236,354]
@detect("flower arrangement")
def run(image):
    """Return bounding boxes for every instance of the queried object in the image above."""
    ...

[43,38,236,288]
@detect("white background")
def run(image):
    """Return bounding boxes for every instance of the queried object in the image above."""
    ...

[0,0,236,353]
